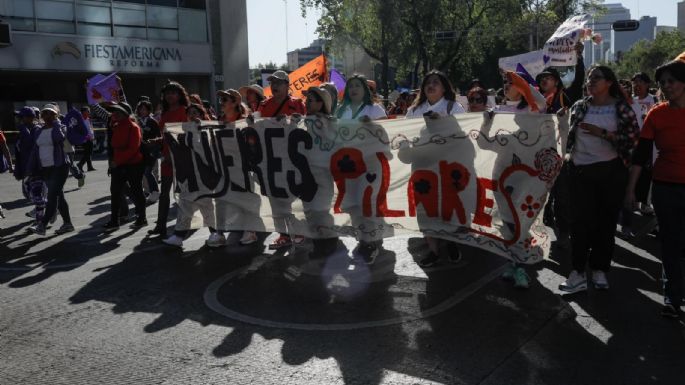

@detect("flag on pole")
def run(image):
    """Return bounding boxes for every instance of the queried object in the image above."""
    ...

[263,54,328,99]
[329,69,346,100]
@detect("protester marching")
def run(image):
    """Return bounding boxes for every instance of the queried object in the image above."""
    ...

[2,13,684,323]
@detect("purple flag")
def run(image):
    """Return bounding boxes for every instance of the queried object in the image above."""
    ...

[515,64,538,87]
[330,69,346,99]
[86,73,120,105]
[62,108,89,145]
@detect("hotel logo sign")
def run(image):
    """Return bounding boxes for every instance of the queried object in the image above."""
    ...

[53,41,183,69]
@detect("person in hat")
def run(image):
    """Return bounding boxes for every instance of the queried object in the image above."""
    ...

[319,82,339,115]
[13,107,47,223]
[135,99,162,204]
[101,102,147,231]
[239,84,265,113]
[256,70,306,250]
[626,57,685,318]
[257,70,306,118]
[497,71,546,114]
[217,89,248,123]
[147,80,190,238]
[76,106,96,172]
[300,86,339,259]
[26,104,74,236]
[536,42,586,114]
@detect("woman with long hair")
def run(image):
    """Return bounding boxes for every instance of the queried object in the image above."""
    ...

[625,58,685,318]
[401,70,465,269]
[559,65,639,293]
[147,81,190,238]
[238,84,265,113]
[466,87,489,112]
[336,74,387,120]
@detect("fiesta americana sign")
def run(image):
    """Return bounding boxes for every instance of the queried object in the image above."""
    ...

[52,41,183,69]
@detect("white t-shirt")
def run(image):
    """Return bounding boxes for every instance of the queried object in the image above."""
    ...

[37,129,55,167]
[572,104,618,166]
[633,95,658,129]
[405,97,466,118]
[337,103,387,120]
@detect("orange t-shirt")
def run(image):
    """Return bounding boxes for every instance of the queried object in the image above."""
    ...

[257,96,306,117]
[641,102,685,184]
[159,107,188,177]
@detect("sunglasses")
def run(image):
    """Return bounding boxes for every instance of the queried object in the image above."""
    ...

[220,96,235,104]
[468,97,485,104]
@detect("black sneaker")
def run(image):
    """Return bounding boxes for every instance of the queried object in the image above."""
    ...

[355,242,379,265]
[419,252,440,268]
[661,305,682,319]
[103,221,120,232]
[132,217,148,228]
[446,242,462,264]
[147,226,166,237]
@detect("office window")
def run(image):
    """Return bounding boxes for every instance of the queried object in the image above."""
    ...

[76,4,111,24]
[179,0,206,10]
[148,0,177,6]
[6,18,35,32]
[148,27,178,41]
[147,5,178,28]
[178,8,206,42]
[113,3,146,26]
[0,0,34,18]
[36,0,74,21]
[114,25,146,39]
[37,19,75,34]
[78,23,111,37]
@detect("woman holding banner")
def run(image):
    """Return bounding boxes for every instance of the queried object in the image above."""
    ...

[148,81,189,239]
[238,84,265,114]
[401,70,465,268]
[625,58,685,319]
[559,66,639,294]
[336,74,388,264]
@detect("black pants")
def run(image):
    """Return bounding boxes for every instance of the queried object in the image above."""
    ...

[156,175,173,229]
[77,140,94,170]
[652,181,685,307]
[110,163,146,224]
[41,164,71,226]
[570,158,628,273]
[544,162,571,235]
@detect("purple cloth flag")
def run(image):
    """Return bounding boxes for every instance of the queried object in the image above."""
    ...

[62,108,89,145]
[86,73,120,105]
[330,69,346,99]
[515,63,538,87]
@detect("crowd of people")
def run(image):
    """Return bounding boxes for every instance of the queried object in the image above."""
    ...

[1,45,684,320]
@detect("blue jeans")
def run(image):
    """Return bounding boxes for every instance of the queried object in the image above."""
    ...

[41,164,71,226]
[652,181,685,307]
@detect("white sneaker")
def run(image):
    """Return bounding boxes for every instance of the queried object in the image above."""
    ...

[591,270,610,290]
[205,232,226,248]
[163,234,184,247]
[147,191,160,203]
[559,270,587,293]
[239,231,258,245]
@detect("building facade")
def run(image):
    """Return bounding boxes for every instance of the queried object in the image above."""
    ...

[0,0,248,128]
[610,15,657,61]
[679,1,685,32]
[584,3,630,66]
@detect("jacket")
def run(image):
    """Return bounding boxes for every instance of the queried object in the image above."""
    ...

[111,117,143,166]
[13,122,40,179]
[26,121,70,174]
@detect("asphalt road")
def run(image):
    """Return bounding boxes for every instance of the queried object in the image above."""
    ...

[1,159,684,385]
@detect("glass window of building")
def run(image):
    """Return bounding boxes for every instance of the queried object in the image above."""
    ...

[0,0,35,31]
[76,3,111,24]
[78,23,111,37]
[179,0,206,9]
[147,27,179,41]
[36,0,75,34]
[147,0,178,7]
[114,25,147,39]
[147,5,178,28]
[113,2,146,26]
[178,8,207,42]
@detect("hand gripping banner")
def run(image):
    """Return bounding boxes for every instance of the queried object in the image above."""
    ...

[165,112,568,264]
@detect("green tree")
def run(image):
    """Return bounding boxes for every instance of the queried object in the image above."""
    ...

[611,31,685,79]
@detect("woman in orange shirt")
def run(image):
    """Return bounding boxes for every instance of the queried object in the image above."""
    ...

[626,58,685,319]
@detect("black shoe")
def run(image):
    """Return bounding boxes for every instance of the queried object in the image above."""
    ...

[446,242,462,264]
[87,167,96,172]
[147,226,166,237]
[132,218,148,227]
[103,221,120,232]
[419,252,440,268]
[661,305,682,319]
[354,242,379,265]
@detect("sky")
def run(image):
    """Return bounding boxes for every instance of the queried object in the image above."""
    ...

[246,0,681,68]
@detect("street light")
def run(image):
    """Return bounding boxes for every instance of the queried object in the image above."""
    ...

[612,20,640,32]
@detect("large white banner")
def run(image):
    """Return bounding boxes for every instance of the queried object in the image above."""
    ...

[166,113,568,264]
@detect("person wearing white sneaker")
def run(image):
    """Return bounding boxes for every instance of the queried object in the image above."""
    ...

[163,234,184,247]
[205,232,226,248]
[559,270,587,293]
[564,66,639,293]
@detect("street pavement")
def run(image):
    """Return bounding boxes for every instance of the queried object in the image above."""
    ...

[1,158,684,385]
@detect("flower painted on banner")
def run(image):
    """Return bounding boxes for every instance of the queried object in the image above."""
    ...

[414,179,431,194]
[520,195,541,218]
[534,147,562,183]
[523,236,538,250]
[337,154,357,173]
[451,169,468,190]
